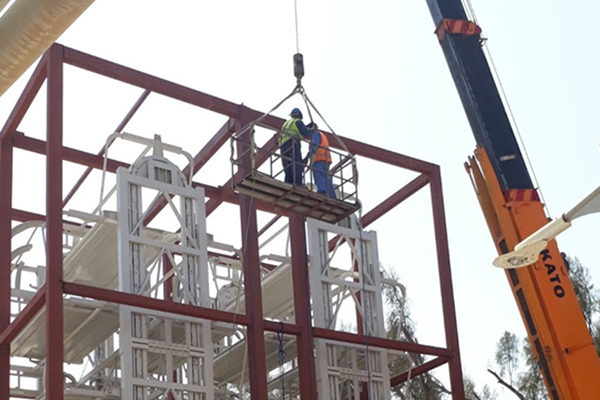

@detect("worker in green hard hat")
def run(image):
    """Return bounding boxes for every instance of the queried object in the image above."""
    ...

[280,107,310,185]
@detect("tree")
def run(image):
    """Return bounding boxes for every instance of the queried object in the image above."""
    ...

[464,374,497,400]
[494,331,520,385]
[563,254,600,330]
[382,269,446,399]
[382,268,496,400]
[516,339,546,400]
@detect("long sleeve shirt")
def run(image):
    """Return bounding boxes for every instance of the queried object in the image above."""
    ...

[295,119,310,138]
[308,131,322,159]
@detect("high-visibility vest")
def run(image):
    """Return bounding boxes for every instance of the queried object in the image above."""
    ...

[314,132,332,163]
[280,118,303,145]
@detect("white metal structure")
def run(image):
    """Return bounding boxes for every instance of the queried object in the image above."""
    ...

[308,218,391,400]
[116,137,214,400]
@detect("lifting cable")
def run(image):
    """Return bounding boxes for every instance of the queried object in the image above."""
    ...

[294,0,300,55]
[231,58,358,187]
[233,0,353,159]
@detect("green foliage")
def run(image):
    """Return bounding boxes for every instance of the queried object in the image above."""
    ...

[516,339,547,400]
[564,254,600,356]
[564,254,600,329]
[382,268,449,399]
[494,331,520,385]
[464,375,497,400]
[382,268,496,400]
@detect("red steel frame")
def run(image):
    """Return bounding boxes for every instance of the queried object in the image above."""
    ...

[0,43,465,400]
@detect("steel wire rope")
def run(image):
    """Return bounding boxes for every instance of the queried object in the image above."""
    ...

[459,0,551,216]
[294,0,300,54]
[301,90,350,154]
[233,85,301,143]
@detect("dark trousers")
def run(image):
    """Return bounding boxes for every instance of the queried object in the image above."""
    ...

[313,161,336,198]
[280,140,303,185]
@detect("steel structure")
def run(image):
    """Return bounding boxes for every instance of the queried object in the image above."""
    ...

[0,43,465,400]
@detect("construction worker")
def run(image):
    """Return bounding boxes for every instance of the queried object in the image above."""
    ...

[280,108,310,185]
[305,122,336,199]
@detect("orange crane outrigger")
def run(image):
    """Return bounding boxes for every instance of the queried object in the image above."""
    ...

[424,1,600,398]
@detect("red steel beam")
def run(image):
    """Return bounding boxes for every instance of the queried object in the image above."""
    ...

[63,282,249,325]
[0,53,48,143]
[312,327,452,357]
[248,117,437,174]
[13,134,223,199]
[236,110,269,399]
[45,44,64,400]
[64,45,239,118]
[184,117,237,175]
[61,45,292,144]
[263,320,301,336]
[63,89,151,206]
[12,208,46,223]
[329,173,430,252]
[0,285,46,346]
[0,140,13,400]
[362,173,429,227]
[325,134,436,174]
[390,356,450,387]
[13,134,129,172]
[289,214,318,399]
[257,215,282,237]
[428,166,465,398]
[63,46,283,128]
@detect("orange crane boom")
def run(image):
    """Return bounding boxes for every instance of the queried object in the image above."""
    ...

[424,1,600,398]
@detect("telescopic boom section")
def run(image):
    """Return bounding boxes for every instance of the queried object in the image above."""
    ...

[424,1,600,399]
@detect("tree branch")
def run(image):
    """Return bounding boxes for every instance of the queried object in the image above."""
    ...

[487,369,525,400]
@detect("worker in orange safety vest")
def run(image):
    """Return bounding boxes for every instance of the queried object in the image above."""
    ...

[305,122,336,199]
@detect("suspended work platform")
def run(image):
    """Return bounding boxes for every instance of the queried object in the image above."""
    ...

[231,132,360,223]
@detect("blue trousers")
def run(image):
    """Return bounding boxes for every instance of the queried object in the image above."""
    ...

[280,140,303,185]
[313,161,336,199]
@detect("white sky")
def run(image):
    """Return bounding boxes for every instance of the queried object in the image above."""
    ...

[2,0,600,397]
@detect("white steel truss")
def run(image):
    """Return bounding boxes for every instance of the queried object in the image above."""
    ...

[117,137,214,400]
[308,218,391,400]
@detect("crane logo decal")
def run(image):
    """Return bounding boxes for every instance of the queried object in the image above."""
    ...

[541,249,565,298]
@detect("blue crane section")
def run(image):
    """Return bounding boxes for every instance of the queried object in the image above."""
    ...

[425,0,533,191]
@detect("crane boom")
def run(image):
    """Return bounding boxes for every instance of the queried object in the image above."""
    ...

[424,1,600,399]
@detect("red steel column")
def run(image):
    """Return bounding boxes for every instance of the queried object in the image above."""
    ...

[45,44,65,400]
[289,214,317,399]
[236,107,268,399]
[0,139,13,400]
[429,167,465,399]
